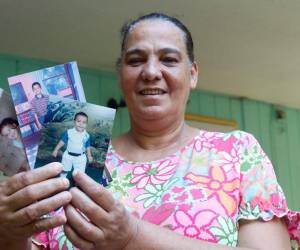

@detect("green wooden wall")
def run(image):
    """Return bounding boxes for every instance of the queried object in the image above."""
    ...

[0,54,299,210]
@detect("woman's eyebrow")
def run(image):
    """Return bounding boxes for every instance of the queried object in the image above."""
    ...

[125,48,181,56]
[159,48,181,55]
[124,48,145,56]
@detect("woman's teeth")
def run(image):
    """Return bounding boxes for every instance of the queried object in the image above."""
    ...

[140,89,165,95]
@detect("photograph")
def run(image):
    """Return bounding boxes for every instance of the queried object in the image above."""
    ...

[35,95,115,187]
[7,61,86,168]
[0,88,29,181]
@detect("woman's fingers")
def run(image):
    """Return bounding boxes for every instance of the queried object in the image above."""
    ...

[0,209,67,242]
[11,191,72,226]
[66,172,138,250]
[65,204,103,244]
[2,162,63,196]
[72,171,115,211]
[0,162,72,246]
[64,223,95,250]
[70,186,108,227]
[8,176,69,211]
[21,213,67,236]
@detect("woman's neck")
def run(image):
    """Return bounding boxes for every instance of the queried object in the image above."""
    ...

[112,116,199,162]
[129,119,186,150]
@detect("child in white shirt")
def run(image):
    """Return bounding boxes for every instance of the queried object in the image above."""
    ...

[52,112,93,176]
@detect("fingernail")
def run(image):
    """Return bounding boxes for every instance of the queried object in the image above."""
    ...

[63,178,69,187]
[65,192,72,201]
[55,163,63,171]
[73,170,78,177]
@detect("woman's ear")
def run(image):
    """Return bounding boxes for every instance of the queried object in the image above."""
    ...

[190,62,198,89]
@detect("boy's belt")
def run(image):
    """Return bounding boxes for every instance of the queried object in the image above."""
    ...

[68,151,85,157]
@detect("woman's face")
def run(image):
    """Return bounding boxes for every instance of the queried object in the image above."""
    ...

[119,19,198,122]
[1,125,19,140]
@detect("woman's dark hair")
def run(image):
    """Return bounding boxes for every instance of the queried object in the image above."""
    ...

[118,12,194,66]
[74,112,88,121]
[0,117,19,133]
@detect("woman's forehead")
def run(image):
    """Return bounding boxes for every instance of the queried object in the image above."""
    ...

[125,19,186,50]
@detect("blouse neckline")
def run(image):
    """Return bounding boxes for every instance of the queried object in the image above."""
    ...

[108,130,204,165]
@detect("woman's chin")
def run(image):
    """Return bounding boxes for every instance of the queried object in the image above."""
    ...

[134,106,172,121]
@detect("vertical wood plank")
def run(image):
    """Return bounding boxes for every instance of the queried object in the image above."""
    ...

[112,108,121,137]
[99,72,122,107]
[186,90,200,114]
[258,103,272,159]
[270,106,293,206]
[230,98,243,129]
[242,99,260,140]
[80,70,101,105]
[215,95,231,119]
[286,109,300,209]
[199,91,216,117]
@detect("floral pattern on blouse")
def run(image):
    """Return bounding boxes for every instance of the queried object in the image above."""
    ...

[33,130,300,249]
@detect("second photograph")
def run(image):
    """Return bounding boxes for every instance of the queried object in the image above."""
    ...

[35,96,115,187]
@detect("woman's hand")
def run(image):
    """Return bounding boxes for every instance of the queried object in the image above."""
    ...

[0,162,71,248]
[64,171,138,250]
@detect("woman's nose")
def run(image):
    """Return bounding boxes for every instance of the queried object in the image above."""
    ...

[141,58,162,81]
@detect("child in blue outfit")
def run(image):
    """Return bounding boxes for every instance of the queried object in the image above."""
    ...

[52,112,93,176]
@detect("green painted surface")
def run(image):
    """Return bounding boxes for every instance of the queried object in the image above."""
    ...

[0,58,16,91]
[186,91,200,114]
[257,103,272,158]
[80,70,101,104]
[270,109,293,206]
[199,92,215,116]
[0,54,300,209]
[242,99,260,137]
[215,95,231,119]
[230,98,243,129]
[286,109,300,209]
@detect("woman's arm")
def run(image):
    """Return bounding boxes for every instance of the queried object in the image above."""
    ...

[124,217,290,250]
[125,219,251,250]
[65,172,291,250]
[237,219,290,249]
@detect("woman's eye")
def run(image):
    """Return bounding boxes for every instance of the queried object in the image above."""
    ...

[162,57,178,65]
[126,57,144,66]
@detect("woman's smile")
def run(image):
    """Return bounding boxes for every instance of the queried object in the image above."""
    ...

[139,88,167,95]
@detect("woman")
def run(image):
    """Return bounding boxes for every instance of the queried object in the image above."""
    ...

[0,13,299,250]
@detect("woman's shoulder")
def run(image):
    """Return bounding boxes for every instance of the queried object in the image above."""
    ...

[199,129,258,145]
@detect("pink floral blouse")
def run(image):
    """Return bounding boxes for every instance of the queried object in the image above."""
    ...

[34,130,300,249]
